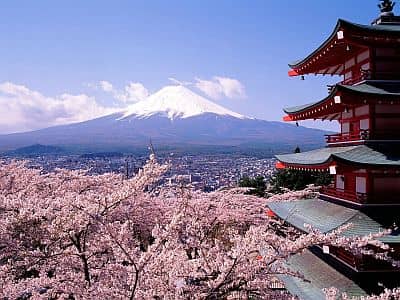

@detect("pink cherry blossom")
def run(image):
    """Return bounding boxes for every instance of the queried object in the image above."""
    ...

[0,156,398,299]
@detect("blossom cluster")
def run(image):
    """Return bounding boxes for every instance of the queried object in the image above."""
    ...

[266,184,320,203]
[0,157,398,299]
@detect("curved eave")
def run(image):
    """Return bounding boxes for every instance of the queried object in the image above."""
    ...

[275,147,354,169]
[275,145,400,169]
[332,144,400,167]
[284,87,338,114]
[268,198,400,244]
[288,19,400,76]
[275,161,331,172]
[288,19,343,70]
[283,85,343,121]
[283,82,400,121]
[342,81,400,96]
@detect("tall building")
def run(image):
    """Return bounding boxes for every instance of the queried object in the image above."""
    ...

[269,1,400,298]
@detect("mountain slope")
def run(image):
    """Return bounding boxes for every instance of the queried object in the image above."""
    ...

[0,86,327,153]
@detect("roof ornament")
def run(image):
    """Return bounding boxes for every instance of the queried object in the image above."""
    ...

[379,0,395,16]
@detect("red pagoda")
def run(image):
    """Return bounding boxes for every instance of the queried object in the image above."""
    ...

[269,1,400,298]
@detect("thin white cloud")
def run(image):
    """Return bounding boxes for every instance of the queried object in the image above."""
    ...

[118,82,149,103]
[194,76,247,100]
[94,80,149,103]
[0,82,117,134]
[168,77,192,86]
[99,80,113,92]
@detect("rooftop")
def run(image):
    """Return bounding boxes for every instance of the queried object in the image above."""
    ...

[284,81,400,115]
[278,250,366,300]
[268,198,400,244]
[275,144,400,167]
[289,19,400,76]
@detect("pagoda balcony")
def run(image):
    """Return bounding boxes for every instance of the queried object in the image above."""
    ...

[340,73,369,86]
[326,129,400,145]
[340,71,400,86]
[325,130,370,145]
[320,186,368,204]
[327,246,397,272]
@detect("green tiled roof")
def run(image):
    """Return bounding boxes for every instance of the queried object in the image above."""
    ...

[268,198,400,243]
[284,101,327,114]
[334,144,400,166]
[278,250,367,300]
[344,19,400,33]
[275,144,400,167]
[275,146,355,166]
[344,81,400,95]
[284,81,400,114]
[289,19,400,68]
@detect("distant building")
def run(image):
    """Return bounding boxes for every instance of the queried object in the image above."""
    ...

[270,2,400,298]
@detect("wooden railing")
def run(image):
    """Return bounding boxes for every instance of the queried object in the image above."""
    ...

[326,129,400,144]
[341,73,367,85]
[325,130,370,144]
[340,70,400,85]
[328,246,396,271]
[320,186,368,204]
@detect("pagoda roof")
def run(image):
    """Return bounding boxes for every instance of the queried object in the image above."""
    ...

[288,19,400,76]
[342,80,400,95]
[268,198,400,244]
[277,250,367,300]
[283,81,400,120]
[275,144,400,168]
[276,146,356,166]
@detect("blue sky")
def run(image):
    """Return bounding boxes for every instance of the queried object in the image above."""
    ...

[0,0,391,133]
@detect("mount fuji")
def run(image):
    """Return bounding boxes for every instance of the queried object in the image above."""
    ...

[0,85,327,154]
[120,85,246,120]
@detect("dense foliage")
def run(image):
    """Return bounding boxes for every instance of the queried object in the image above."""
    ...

[269,169,332,193]
[238,176,267,197]
[0,156,399,299]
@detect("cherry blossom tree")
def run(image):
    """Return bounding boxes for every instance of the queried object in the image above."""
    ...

[265,184,320,202]
[324,287,400,300]
[0,155,399,299]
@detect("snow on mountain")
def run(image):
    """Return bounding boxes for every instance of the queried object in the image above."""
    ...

[0,84,328,153]
[120,85,247,120]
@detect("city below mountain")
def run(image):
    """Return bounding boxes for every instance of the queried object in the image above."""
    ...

[0,85,327,155]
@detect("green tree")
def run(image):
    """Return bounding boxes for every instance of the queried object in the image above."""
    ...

[269,169,332,193]
[239,175,266,197]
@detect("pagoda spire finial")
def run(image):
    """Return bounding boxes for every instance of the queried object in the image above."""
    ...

[378,0,395,16]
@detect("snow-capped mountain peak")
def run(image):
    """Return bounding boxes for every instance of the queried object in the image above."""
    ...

[120,85,247,120]
[0,83,327,152]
